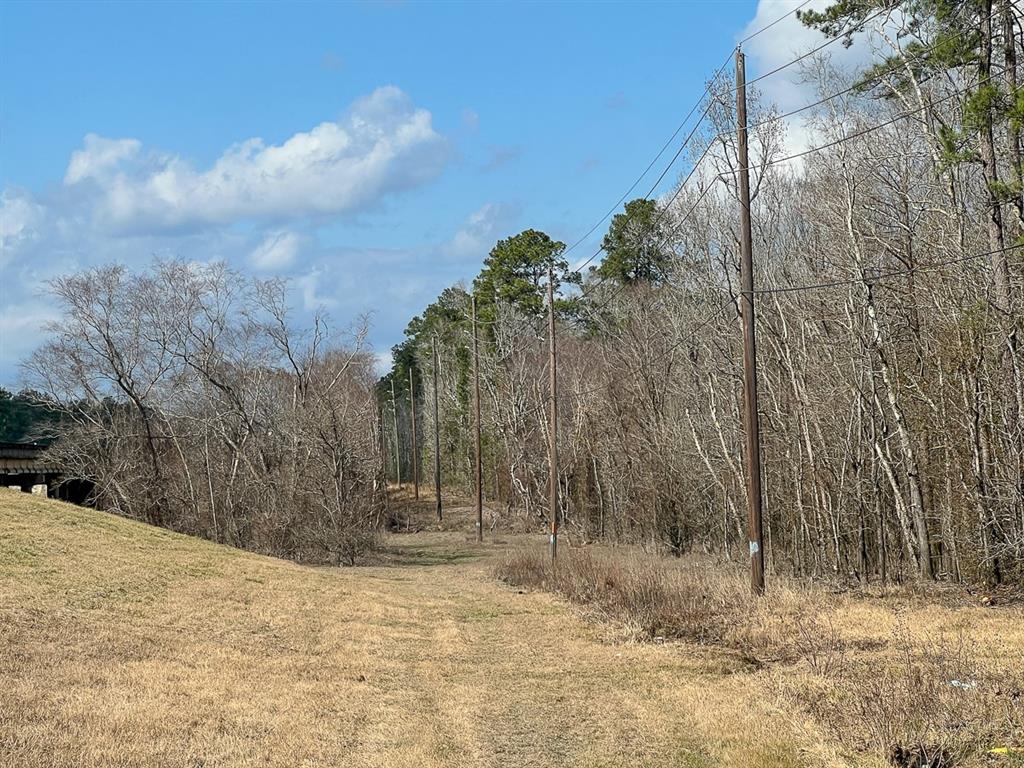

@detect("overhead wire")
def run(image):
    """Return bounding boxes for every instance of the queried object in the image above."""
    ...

[574,0,907,309]
[562,57,730,266]
[516,239,1024,421]
[737,0,816,45]
[583,67,1002,318]
[457,0,1019,441]
[469,0,908,335]
[563,0,821,268]
[463,0,968,398]
[460,0,914,340]
[753,241,1024,296]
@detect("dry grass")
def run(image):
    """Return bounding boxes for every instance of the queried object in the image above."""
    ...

[494,547,833,657]
[494,546,738,642]
[1,490,819,768]
[496,546,1024,767]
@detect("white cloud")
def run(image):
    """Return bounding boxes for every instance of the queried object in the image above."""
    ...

[446,202,520,259]
[0,300,59,376]
[741,2,833,107]
[0,88,512,385]
[64,134,142,185]
[0,190,44,261]
[739,0,883,160]
[374,351,393,376]
[296,267,340,312]
[249,230,302,271]
[63,86,449,231]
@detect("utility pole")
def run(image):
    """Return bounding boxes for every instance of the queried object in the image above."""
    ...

[432,336,442,521]
[390,378,402,489]
[472,296,483,543]
[736,48,766,595]
[547,264,559,567]
[377,403,389,513]
[409,367,419,500]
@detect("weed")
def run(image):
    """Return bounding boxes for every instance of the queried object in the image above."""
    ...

[495,545,1024,767]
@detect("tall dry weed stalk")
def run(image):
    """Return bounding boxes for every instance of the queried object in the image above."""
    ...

[496,548,1024,765]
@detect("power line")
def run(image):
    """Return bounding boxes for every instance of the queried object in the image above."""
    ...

[579,178,722,318]
[572,11,988,346]
[464,0,909,338]
[562,0,826,267]
[569,103,718,276]
[743,3,899,91]
[753,242,1024,296]
[462,0,949,366]
[562,58,730,265]
[585,138,1007,319]
[574,140,717,281]
[513,240,1024,423]
[737,0,815,46]
[575,2,906,307]
[662,73,1000,254]
[437,1,914,345]
[742,20,985,135]
[757,73,1002,170]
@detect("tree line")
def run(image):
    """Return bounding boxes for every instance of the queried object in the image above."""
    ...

[0,389,63,443]
[24,0,1023,580]
[26,263,385,564]
[383,0,1024,584]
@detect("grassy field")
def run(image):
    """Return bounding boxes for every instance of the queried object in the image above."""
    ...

[1,488,1021,767]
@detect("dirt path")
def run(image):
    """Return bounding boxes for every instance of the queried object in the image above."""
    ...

[0,492,818,767]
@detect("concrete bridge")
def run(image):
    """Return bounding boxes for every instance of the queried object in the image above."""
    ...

[0,442,91,503]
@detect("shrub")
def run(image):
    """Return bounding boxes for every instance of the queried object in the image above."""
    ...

[496,545,1024,766]
[497,547,750,644]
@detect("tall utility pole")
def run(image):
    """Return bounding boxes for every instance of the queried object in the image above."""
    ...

[409,368,419,500]
[736,48,766,595]
[377,404,389,513]
[432,337,442,521]
[547,264,559,566]
[471,296,483,543]
[390,379,402,489]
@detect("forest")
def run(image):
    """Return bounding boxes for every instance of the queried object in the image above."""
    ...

[8,2,1024,767]
[25,264,385,564]
[381,0,1024,585]
[20,0,1024,583]
[0,389,61,444]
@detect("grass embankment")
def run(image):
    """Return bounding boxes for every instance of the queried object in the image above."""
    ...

[496,547,1024,767]
[3,489,1021,767]
[2,489,821,768]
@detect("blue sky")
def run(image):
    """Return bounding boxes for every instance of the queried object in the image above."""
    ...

[0,0,833,386]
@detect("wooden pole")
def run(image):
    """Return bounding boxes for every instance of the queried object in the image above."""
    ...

[472,296,483,542]
[378,403,389,513]
[390,379,402,489]
[432,336,442,521]
[736,48,766,595]
[547,264,559,566]
[409,367,419,500]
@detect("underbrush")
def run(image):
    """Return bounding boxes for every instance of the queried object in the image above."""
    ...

[493,546,824,656]
[774,622,1024,767]
[494,546,1024,766]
